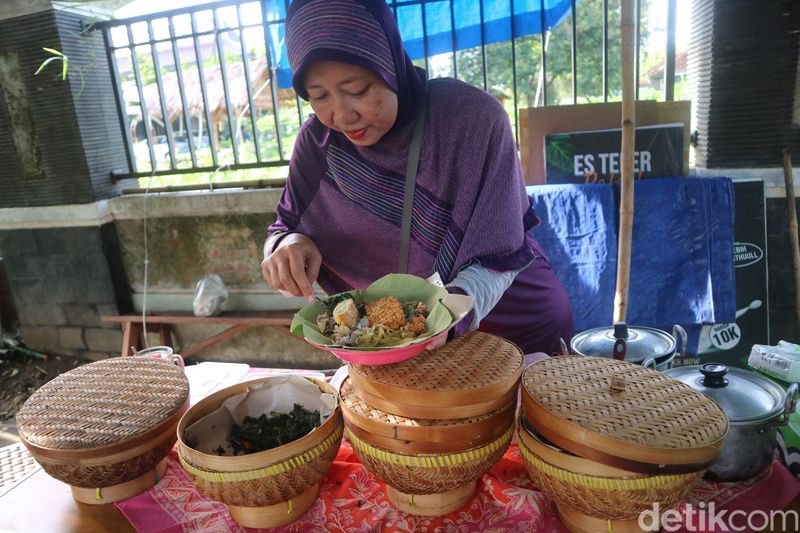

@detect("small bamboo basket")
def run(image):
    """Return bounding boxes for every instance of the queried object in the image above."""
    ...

[340,377,515,454]
[15,357,189,504]
[176,377,342,529]
[349,331,523,419]
[516,418,703,533]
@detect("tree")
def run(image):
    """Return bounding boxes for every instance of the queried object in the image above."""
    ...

[429,0,656,108]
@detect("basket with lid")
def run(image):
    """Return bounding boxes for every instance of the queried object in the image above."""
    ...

[15,357,189,504]
[340,376,514,516]
[348,331,523,419]
[176,375,342,529]
[516,417,705,533]
[518,355,728,533]
[342,331,522,515]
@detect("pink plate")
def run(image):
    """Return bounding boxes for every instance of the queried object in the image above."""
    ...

[305,329,449,366]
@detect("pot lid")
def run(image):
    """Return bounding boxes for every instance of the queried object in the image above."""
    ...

[521,356,728,474]
[571,323,675,363]
[664,363,785,423]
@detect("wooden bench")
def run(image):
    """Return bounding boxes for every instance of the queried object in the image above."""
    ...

[100,311,298,359]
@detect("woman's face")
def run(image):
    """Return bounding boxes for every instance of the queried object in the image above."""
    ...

[303,60,398,146]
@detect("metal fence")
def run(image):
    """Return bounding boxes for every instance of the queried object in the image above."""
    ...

[96,0,678,182]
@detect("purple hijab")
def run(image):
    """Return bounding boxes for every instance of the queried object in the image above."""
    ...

[272,0,539,294]
[286,0,427,134]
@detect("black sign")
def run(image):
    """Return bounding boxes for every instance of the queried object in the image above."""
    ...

[544,124,684,184]
[696,179,770,368]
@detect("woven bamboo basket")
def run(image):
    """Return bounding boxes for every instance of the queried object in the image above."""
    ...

[516,417,703,533]
[340,377,515,454]
[15,357,189,504]
[345,409,513,517]
[177,377,342,529]
[349,331,523,419]
[521,355,728,474]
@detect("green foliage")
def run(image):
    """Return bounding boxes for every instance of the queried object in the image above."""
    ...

[137,101,302,188]
[35,47,69,80]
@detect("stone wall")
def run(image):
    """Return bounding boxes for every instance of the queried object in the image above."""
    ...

[0,225,122,360]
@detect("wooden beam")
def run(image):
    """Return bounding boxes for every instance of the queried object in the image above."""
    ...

[120,322,142,357]
[179,324,252,359]
[100,311,295,327]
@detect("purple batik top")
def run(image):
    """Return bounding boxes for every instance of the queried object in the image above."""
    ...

[268,77,539,295]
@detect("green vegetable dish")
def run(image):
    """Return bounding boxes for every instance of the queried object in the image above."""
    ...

[215,404,320,455]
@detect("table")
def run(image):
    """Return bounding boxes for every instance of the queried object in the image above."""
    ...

[100,312,296,358]
[2,364,799,533]
[0,450,134,533]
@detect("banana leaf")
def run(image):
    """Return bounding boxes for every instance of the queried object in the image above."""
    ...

[290,274,452,351]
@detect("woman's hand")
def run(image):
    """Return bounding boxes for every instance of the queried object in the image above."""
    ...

[261,233,322,302]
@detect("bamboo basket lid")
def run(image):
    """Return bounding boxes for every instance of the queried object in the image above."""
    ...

[521,356,728,474]
[339,377,514,453]
[17,357,189,451]
[349,332,522,419]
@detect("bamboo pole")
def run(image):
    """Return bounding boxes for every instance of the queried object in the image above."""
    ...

[614,0,636,324]
[782,149,800,334]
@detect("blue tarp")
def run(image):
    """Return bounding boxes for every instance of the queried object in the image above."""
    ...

[527,177,736,338]
[395,0,573,60]
[267,0,575,89]
[528,183,618,332]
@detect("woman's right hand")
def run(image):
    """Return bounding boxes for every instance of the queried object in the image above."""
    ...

[261,233,322,302]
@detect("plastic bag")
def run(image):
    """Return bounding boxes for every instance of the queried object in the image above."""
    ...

[193,274,228,317]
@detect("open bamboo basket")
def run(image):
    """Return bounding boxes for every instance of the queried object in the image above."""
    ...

[176,377,342,529]
[343,331,522,515]
[15,357,189,504]
[519,356,728,533]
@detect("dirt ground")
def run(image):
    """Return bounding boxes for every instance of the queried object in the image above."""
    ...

[0,348,90,446]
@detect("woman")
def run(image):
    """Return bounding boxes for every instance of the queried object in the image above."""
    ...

[261,0,573,355]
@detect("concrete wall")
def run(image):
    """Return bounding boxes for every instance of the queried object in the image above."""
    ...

[0,190,339,369]
[107,189,338,368]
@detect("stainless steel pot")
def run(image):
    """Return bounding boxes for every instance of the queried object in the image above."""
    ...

[569,323,687,371]
[665,363,799,481]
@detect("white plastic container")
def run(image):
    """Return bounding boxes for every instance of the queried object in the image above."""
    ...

[748,341,800,383]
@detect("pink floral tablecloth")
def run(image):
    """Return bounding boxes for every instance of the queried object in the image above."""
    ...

[116,439,799,533]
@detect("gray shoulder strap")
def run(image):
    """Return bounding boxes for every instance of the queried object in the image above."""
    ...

[398,99,428,273]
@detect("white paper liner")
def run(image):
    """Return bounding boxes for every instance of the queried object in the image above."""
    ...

[185,375,337,455]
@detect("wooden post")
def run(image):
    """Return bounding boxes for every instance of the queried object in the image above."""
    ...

[614,0,636,324]
[783,149,800,334]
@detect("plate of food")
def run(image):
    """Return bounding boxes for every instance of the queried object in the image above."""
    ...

[290,274,472,365]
